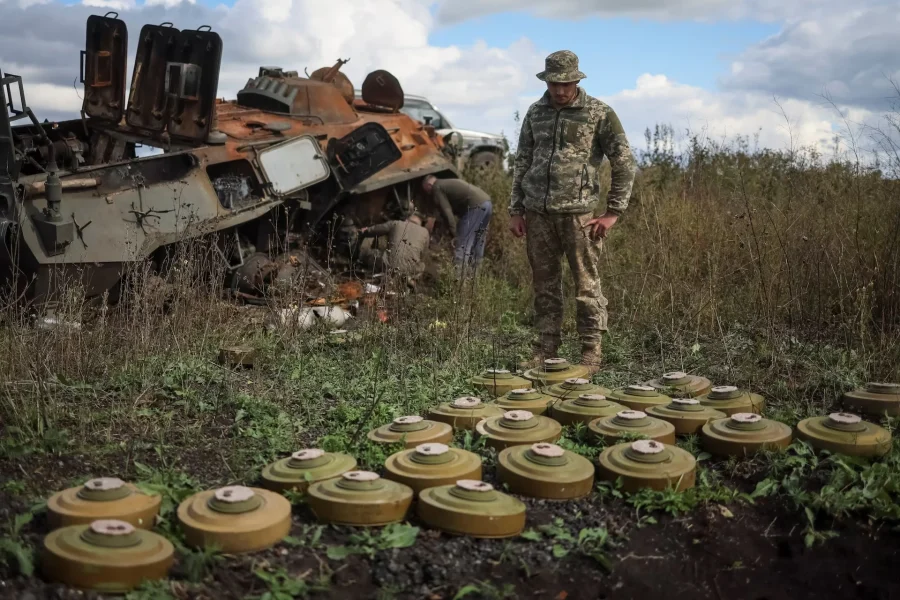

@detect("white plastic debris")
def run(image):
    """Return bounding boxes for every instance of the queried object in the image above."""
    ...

[266,305,352,332]
[266,307,316,331]
[312,306,352,326]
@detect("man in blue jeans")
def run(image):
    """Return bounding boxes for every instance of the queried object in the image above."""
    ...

[422,175,493,274]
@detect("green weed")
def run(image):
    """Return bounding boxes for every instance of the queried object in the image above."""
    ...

[252,566,330,600]
[124,581,177,600]
[597,468,752,521]
[132,459,201,540]
[453,580,517,600]
[520,518,615,572]
[325,523,419,560]
[557,422,606,459]
[752,438,900,546]
[1,480,26,495]
[0,511,34,577]
[180,545,224,583]
[282,524,326,550]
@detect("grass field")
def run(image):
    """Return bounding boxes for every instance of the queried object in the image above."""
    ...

[1,121,900,599]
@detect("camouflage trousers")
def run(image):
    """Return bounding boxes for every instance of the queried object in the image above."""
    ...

[525,211,608,352]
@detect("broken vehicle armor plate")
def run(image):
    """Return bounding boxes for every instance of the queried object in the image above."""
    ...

[1,13,459,305]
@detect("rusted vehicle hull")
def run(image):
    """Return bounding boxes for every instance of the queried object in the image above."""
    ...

[0,13,458,305]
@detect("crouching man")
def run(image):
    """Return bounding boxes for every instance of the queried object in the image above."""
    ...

[358,214,430,286]
[422,175,493,275]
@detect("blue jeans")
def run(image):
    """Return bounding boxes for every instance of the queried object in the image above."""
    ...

[454,201,492,270]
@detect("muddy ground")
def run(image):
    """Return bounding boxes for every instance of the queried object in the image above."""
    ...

[1,445,897,600]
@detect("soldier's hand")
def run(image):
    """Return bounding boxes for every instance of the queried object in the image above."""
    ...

[585,214,618,240]
[509,215,526,237]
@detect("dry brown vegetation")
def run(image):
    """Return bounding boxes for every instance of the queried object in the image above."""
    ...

[1,107,900,598]
[479,118,900,377]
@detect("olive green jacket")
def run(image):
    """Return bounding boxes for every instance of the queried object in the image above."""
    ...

[509,87,636,217]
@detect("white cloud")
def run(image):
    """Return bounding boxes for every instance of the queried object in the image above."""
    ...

[721,6,900,111]
[435,0,729,25]
[79,0,195,8]
[433,0,892,25]
[24,82,84,113]
[144,0,195,6]
[80,0,136,9]
[598,74,869,156]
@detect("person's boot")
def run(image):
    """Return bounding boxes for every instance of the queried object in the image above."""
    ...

[519,344,558,371]
[580,342,603,375]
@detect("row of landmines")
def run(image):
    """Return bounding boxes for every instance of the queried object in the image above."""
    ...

[37,359,900,592]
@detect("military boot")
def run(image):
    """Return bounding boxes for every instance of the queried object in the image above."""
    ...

[519,344,558,371]
[580,342,603,375]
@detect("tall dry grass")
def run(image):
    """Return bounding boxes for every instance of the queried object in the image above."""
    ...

[468,114,900,378]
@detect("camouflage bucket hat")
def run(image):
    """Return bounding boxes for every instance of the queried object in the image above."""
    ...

[536,50,586,83]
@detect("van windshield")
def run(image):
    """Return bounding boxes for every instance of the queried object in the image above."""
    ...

[400,99,451,129]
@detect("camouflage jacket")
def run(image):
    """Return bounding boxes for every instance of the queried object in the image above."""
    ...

[509,87,636,217]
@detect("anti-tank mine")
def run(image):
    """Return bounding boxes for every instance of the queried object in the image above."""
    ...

[0,12,460,307]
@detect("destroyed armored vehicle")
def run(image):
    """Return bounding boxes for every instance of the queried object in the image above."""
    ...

[0,12,459,305]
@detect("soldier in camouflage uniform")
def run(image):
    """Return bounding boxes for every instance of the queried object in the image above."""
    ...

[508,50,637,373]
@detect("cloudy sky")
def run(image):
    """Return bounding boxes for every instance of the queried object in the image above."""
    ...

[1,0,896,158]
